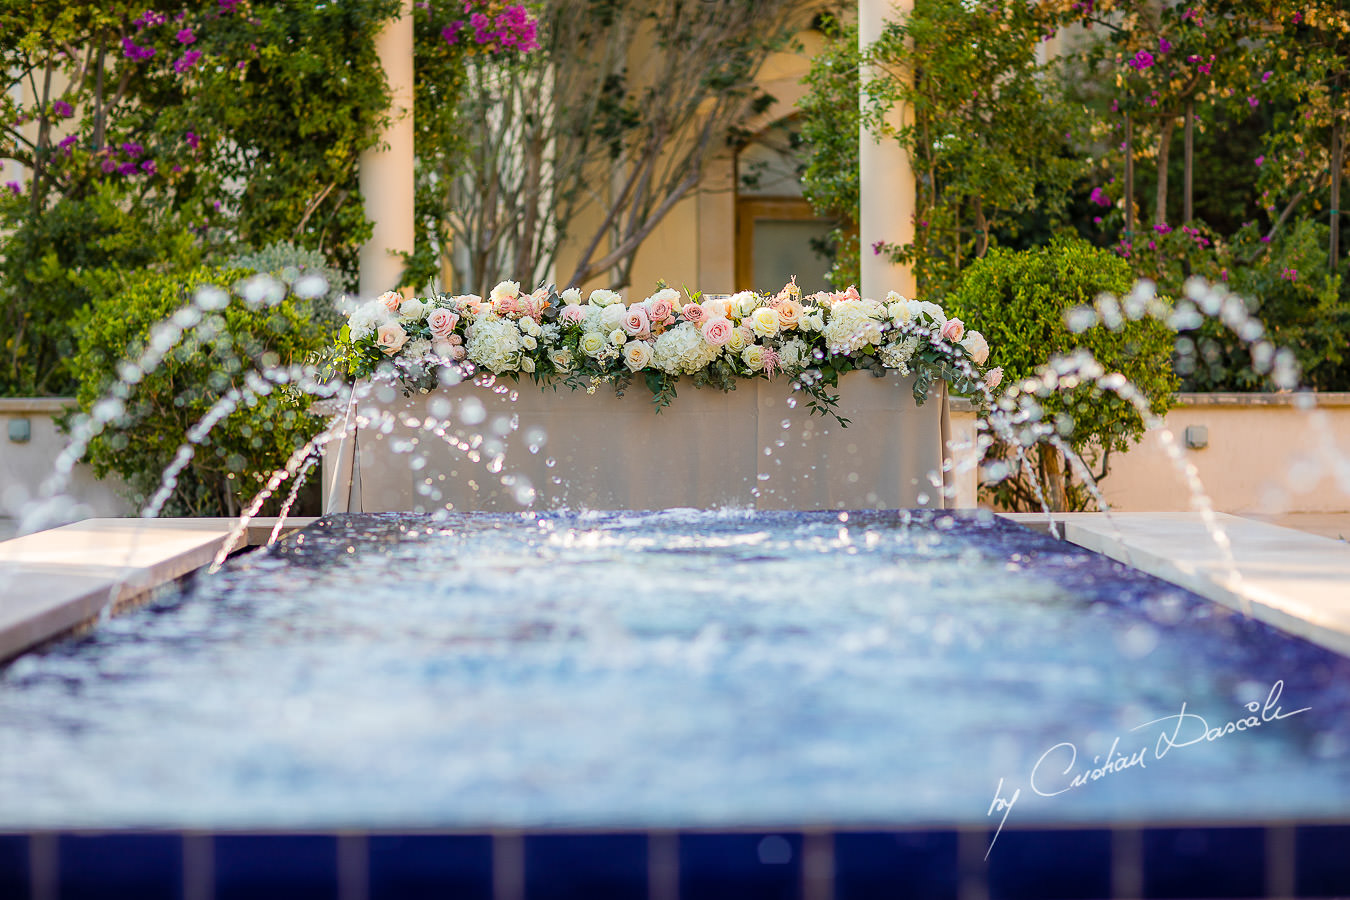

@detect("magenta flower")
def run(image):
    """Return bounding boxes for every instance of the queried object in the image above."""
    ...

[117,162,138,176]
[122,142,145,158]
[1158,37,1171,54]
[177,28,196,44]
[141,160,157,175]
[1089,187,1111,207]
[175,50,203,73]
[186,131,200,150]
[1127,50,1155,70]
[1248,96,1259,108]
[1255,155,1264,166]
[58,134,77,151]
[100,159,117,174]
[4,181,21,196]
[1262,71,1273,83]
[53,99,74,118]
[121,37,156,62]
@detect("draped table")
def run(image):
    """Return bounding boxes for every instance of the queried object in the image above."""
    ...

[321,371,956,513]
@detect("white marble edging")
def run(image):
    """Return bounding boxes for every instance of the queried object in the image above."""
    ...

[1002,512,1350,658]
[0,517,316,662]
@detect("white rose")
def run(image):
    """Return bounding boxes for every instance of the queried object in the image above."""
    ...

[750,306,780,338]
[886,301,913,324]
[521,334,538,350]
[647,287,680,306]
[589,288,623,307]
[960,330,990,365]
[609,328,627,346]
[601,302,628,331]
[580,332,606,357]
[520,355,536,373]
[490,280,521,304]
[398,298,429,321]
[803,312,826,332]
[560,287,582,304]
[732,291,760,317]
[623,340,653,371]
[520,317,542,337]
[550,348,574,371]
[742,344,766,372]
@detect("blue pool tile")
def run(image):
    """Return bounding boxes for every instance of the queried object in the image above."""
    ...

[679,832,802,900]
[524,833,647,900]
[1142,827,1264,898]
[1295,824,1350,896]
[367,834,492,900]
[59,833,182,900]
[833,831,958,900]
[214,834,339,900]
[0,835,28,899]
[986,829,1111,900]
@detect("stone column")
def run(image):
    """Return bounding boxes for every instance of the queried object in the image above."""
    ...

[859,0,917,300]
[359,0,415,298]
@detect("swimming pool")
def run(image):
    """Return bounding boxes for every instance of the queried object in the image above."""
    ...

[1,509,1346,834]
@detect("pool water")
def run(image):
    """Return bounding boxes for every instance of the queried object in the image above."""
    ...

[0,510,1347,830]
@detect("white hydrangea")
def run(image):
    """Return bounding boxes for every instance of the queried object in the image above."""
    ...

[404,338,433,360]
[822,299,886,355]
[651,322,720,375]
[778,338,810,371]
[465,315,523,374]
[880,335,922,375]
[347,300,395,341]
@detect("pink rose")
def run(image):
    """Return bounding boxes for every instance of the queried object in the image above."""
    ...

[426,308,460,339]
[560,304,587,325]
[984,366,1004,390]
[520,290,548,320]
[376,323,408,356]
[842,285,861,301]
[378,290,402,313]
[622,306,650,336]
[492,295,518,316]
[647,297,674,322]
[681,302,707,325]
[941,317,965,342]
[701,317,732,346]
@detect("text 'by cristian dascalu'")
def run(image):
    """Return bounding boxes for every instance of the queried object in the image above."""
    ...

[984,679,1310,858]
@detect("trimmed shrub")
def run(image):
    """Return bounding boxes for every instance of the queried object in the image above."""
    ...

[69,266,331,517]
[945,236,1178,510]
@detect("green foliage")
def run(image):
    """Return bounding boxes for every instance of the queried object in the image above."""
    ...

[69,267,329,517]
[946,238,1178,510]
[863,0,1085,296]
[1130,220,1350,391]
[227,241,352,331]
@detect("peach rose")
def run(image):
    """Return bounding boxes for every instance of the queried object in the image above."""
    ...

[776,299,804,329]
[941,317,965,342]
[426,308,460,339]
[622,306,651,336]
[985,366,1004,390]
[378,290,403,313]
[376,323,408,356]
[647,297,674,323]
[701,317,733,346]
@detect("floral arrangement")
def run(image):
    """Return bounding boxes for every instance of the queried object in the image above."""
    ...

[330,279,1003,423]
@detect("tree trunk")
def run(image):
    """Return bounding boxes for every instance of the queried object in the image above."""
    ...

[1154,117,1175,226]
[1183,102,1194,223]
[1039,443,1067,512]
[973,197,989,258]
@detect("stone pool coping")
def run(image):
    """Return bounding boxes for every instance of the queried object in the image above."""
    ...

[1003,511,1350,658]
[0,512,1347,663]
[0,517,315,662]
